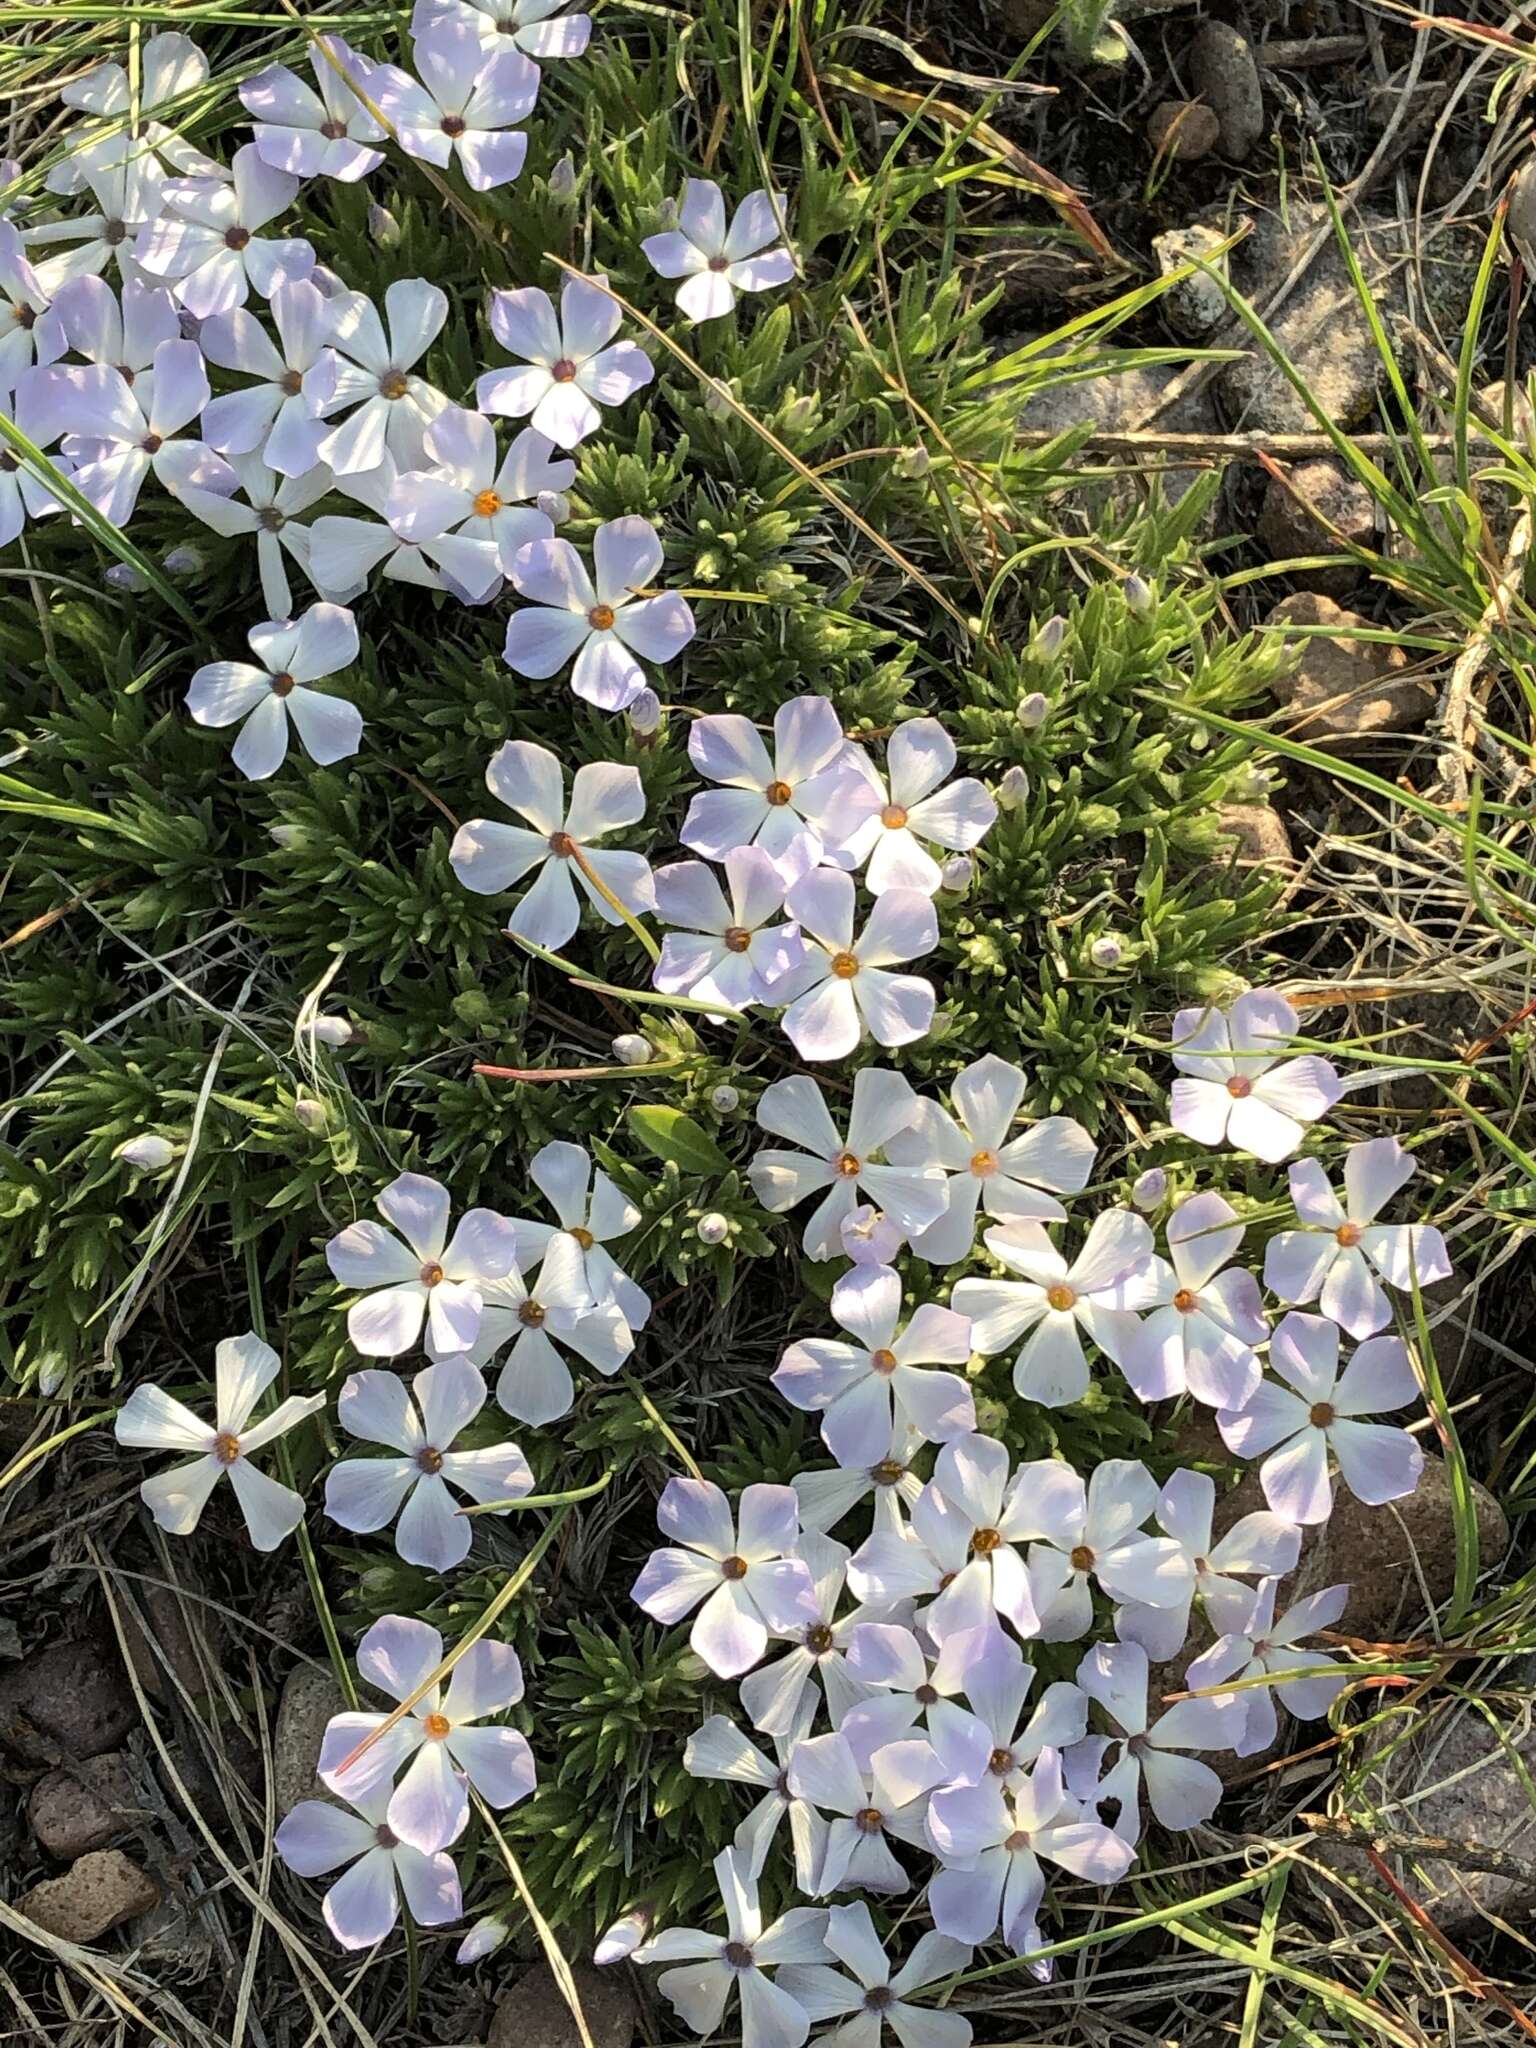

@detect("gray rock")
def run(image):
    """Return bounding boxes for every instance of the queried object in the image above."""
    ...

[1257,458,1376,594]
[0,1635,137,1765]
[1264,591,1433,740]
[1147,100,1221,163]
[1188,23,1264,159]
[1153,225,1230,338]
[273,1665,351,1817]
[27,1754,137,1860]
[17,1848,159,1942]
[488,1959,637,2048]
[120,1583,207,1704]
[1016,356,1223,508]
[1214,803,1293,867]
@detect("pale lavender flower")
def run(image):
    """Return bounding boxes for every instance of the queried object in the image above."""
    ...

[502,516,695,711]
[323,1170,518,1356]
[314,278,450,474]
[824,720,997,896]
[653,847,805,1011]
[275,1784,460,1950]
[477,274,652,446]
[198,276,336,473]
[886,1054,1095,1266]
[416,0,592,59]
[737,1533,880,1738]
[444,1240,632,1427]
[318,1613,534,1852]
[777,1903,973,2048]
[25,154,166,291]
[1263,1136,1453,1337]
[785,1729,945,1893]
[1184,1578,1350,1757]
[1168,990,1341,1163]
[792,1414,925,1538]
[371,15,540,191]
[172,449,338,621]
[512,1139,650,1327]
[1124,1191,1267,1408]
[185,602,362,781]
[1073,1640,1240,1840]
[685,1699,828,1893]
[642,181,794,323]
[747,1069,942,1262]
[1217,1310,1422,1526]
[951,1212,1160,1409]
[631,1478,820,1678]
[47,34,223,195]
[309,449,501,601]
[0,225,64,391]
[778,870,937,1062]
[449,739,655,950]
[388,408,568,571]
[683,696,861,874]
[633,1847,829,2048]
[136,146,314,318]
[773,1263,973,1466]
[0,390,72,544]
[324,1354,533,1571]
[49,274,176,378]
[840,1205,907,1268]
[114,1332,323,1549]
[927,1746,1133,1953]
[241,36,386,183]
[1014,1457,1189,1643]
[1112,1467,1300,1662]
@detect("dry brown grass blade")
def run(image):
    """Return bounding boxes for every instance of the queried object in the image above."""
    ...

[1365,1844,1536,2037]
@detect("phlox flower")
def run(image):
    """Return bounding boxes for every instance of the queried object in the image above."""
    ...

[1168,989,1341,1163]
[388,408,568,572]
[1125,1191,1267,1408]
[448,1241,631,1425]
[778,870,938,1062]
[185,602,362,781]
[323,1169,518,1356]
[747,1068,943,1261]
[1013,1457,1189,1643]
[1217,1310,1422,1526]
[631,1478,820,1678]
[502,515,695,711]
[25,153,167,291]
[738,1532,881,1738]
[683,696,861,874]
[325,1353,533,1571]
[174,450,338,622]
[786,1730,947,1893]
[418,0,593,59]
[48,275,175,380]
[449,739,654,950]
[0,226,64,390]
[653,848,805,1011]
[47,34,224,195]
[792,1415,924,1538]
[633,1847,830,2048]
[241,35,386,183]
[22,340,228,525]
[773,1262,974,1466]
[1112,1468,1300,1662]
[841,1206,907,1268]
[777,1903,973,2048]
[1184,1578,1350,1757]
[198,276,336,473]
[308,450,502,602]
[642,181,794,324]
[114,1332,323,1549]
[275,1783,460,1950]
[318,1613,534,1852]
[886,1053,1095,1266]
[1263,1135,1452,1337]
[476,274,653,447]
[315,278,450,474]
[927,1745,1133,1954]
[826,720,997,895]
[371,15,540,192]
[0,392,72,546]
[512,1138,650,1328]
[135,146,315,318]
[951,1211,1159,1409]
[1072,1640,1239,1839]
[684,1701,828,1894]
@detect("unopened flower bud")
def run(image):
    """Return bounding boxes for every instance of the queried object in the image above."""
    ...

[304,1014,354,1046]
[1031,614,1067,661]
[612,1033,652,1066]
[709,1083,740,1114]
[704,379,737,419]
[895,445,931,479]
[367,202,400,248]
[696,1212,730,1245]
[269,823,304,850]
[456,1915,509,1965]
[996,765,1030,812]
[1131,1167,1167,1212]
[783,394,816,432]
[104,563,147,593]
[653,196,679,231]
[939,854,973,894]
[549,155,577,201]
[117,1134,175,1171]
[627,687,661,737]
[594,1906,652,1965]
[1089,934,1124,968]
[1123,572,1153,617]
[294,1096,327,1132]
[1016,691,1049,731]
[162,543,205,579]
[536,489,570,526]
[35,1353,67,1397]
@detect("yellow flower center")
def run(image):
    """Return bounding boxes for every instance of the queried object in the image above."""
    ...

[473,488,503,518]
[880,803,908,829]
[569,1225,594,1249]
[830,951,859,980]
[588,604,616,630]
[1046,1283,1076,1312]
[423,1711,451,1739]
[213,1432,241,1466]
[1336,1222,1362,1247]
[765,780,793,805]
[1173,1287,1198,1313]
[971,1526,1002,1555]
[969,1148,999,1178]
[833,1150,861,1178]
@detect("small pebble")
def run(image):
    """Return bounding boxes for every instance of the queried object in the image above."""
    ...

[18,1849,158,1943]
[1147,100,1221,163]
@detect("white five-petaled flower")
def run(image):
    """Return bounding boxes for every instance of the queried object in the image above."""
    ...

[631,1478,821,1678]
[748,1068,943,1262]
[1217,1310,1422,1526]
[777,1901,973,2048]
[48,275,176,381]
[642,180,795,323]
[198,276,336,474]
[241,35,387,184]
[633,1847,830,2048]
[186,602,362,781]
[952,1211,1159,1409]
[1125,1190,1267,1409]
[318,1613,535,1853]
[315,278,451,474]
[309,449,502,602]
[416,0,593,59]
[886,1054,1096,1267]
[136,145,315,318]
[46,33,224,197]
[1263,1136,1452,1337]
[445,1236,633,1426]
[513,1138,651,1328]
[0,390,72,545]
[773,1262,974,1467]
[1011,1457,1190,1644]
[653,848,805,1011]
[736,1532,883,1740]
[0,225,64,391]
[502,515,695,711]
[684,1701,827,1895]
[1184,1578,1351,1758]
[371,15,540,192]
[275,1783,461,1951]
[777,870,938,1062]
[785,1730,946,1895]
[683,696,863,877]
[25,153,167,292]
[1167,989,1342,1163]
[325,1353,533,1571]
[1072,1640,1239,1840]
[826,720,997,896]
[388,407,569,571]
[174,449,339,621]
[324,1169,519,1356]
[792,1413,925,1538]
[476,273,653,447]
[1112,1467,1300,1663]
[449,738,655,951]
[114,1332,323,1550]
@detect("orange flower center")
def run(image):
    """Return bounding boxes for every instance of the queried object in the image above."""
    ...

[721,1554,749,1580]
[805,1623,835,1653]
[280,369,303,396]
[870,1348,899,1376]
[854,1806,885,1833]
[1173,1287,1198,1313]
[1225,1075,1253,1099]
[548,831,576,857]
[213,1432,241,1465]
[1309,1401,1336,1428]
[1004,1828,1032,1853]
[871,1458,905,1485]
[880,803,908,829]
[419,1261,444,1286]
[723,926,753,953]
[271,671,296,698]
[423,1711,451,1739]
[473,488,503,518]
[551,357,577,382]
[969,1148,999,1178]
[588,604,616,630]
[834,1150,862,1178]
[417,1446,444,1474]
[988,1746,1015,1776]
[971,1526,1002,1555]
[1046,1283,1076,1312]
[569,1225,594,1249]
[830,951,859,980]
[1336,1222,1362,1247]
[518,1299,546,1327]
[765,780,793,805]
[1070,1544,1095,1572]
